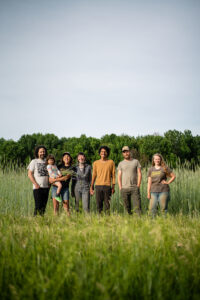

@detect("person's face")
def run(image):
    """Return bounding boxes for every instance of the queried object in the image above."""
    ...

[122,150,130,159]
[63,154,71,165]
[153,155,161,166]
[100,148,108,159]
[38,148,46,159]
[48,158,54,165]
[78,155,85,163]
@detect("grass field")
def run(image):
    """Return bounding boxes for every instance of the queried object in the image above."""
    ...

[0,166,200,299]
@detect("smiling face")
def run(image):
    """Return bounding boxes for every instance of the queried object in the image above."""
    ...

[62,154,71,166]
[153,155,161,166]
[78,154,85,164]
[100,148,108,160]
[38,148,46,160]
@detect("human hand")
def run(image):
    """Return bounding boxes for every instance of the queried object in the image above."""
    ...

[90,188,95,196]
[161,180,168,185]
[112,187,115,194]
[147,192,151,199]
[35,183,40,189]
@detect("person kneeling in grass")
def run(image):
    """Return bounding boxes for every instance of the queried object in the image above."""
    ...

[46,154,62,203]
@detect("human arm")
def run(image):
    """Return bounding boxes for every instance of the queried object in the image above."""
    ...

[161,172,176,185]
[137,167,142,188]
[118,169,122,190]
[147,177,152,199]
[28,170,40,189]
[111,162,115,194]
[49,174,71,184]
[90,163,96,195]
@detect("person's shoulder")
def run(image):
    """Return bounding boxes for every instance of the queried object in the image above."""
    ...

[57,163,64,170]
[85,163,91,169]
[148,166,154,172]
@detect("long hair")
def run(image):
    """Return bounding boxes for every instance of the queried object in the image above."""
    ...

[34,145,48,158]
[152,153,169,175]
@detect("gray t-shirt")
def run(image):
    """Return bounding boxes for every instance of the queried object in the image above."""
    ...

[118,159,141,188]
[147,166,172,192]
[27,158,49,189]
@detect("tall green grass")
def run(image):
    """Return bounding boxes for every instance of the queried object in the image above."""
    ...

[0,214,200,299]
[0,165,199,216]
[0,165,200,299]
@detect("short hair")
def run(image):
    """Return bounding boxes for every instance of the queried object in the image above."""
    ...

[34,145,48,158]
[77,152,86,158]
[46,154,55,165]
[98,146,110,157]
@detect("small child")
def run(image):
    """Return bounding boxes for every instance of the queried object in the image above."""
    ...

[46,154,62,203]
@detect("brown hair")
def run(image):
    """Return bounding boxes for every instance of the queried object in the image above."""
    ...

[34,145,47,158]
[152,153,169,176]
[46,154,55,165]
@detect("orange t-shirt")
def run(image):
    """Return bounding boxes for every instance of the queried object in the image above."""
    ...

[92,159,115,186]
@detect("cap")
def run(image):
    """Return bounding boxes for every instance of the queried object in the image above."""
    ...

[62,152,72,159]
[122,146,130,152]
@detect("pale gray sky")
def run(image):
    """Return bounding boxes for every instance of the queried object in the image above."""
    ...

[0,0,199,141]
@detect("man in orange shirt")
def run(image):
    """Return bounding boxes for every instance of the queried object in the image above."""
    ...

[90,146,115,213]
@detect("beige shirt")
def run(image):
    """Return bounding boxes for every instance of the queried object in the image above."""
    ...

[118,159,141,188]
[92,159,115,186]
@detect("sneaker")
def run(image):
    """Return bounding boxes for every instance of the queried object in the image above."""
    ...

[55,195,62,203]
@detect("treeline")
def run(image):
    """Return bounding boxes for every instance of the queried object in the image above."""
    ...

[0,130,199,168]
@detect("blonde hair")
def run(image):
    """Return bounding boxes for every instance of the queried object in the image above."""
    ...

[152,153,169,176]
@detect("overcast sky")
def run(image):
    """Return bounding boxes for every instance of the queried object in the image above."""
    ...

[0,0,199,141]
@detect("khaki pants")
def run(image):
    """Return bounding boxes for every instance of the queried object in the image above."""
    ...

[121,186,141,215]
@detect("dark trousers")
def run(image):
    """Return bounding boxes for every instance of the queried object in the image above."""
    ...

[33,188,49,216]
[121,186,141,215]
[95,185,111,213]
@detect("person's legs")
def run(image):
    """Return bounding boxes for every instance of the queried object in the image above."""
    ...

[158,192,169,216]
[95,186,104,213]
[82,190,90,213]
[52,186,59,215]
[103,186,112,213]
[53,181,62,195]
[149,192,159,217]
[33,188,49,216]
[61,187,70,216]
[121,189,132,214]
[131,186,141,215]
[74,187,81,212]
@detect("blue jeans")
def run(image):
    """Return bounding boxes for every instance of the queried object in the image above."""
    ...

[51,185,69,201]
[149,192,170,217]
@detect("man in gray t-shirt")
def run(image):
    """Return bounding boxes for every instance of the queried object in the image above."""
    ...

[118,146,142,215]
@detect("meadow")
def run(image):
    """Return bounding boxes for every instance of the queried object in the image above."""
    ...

[0,166,200,299]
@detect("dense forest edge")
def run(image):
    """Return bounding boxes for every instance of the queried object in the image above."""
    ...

[0,129,199,168]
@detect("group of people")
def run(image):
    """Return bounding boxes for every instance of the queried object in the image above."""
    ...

[27,145,176,217]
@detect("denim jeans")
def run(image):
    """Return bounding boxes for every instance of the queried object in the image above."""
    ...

[149,192,170,217]
[51,185,69,201]
[75,187,90,213]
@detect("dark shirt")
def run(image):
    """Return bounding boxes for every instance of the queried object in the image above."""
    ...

[57,164,73,189]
